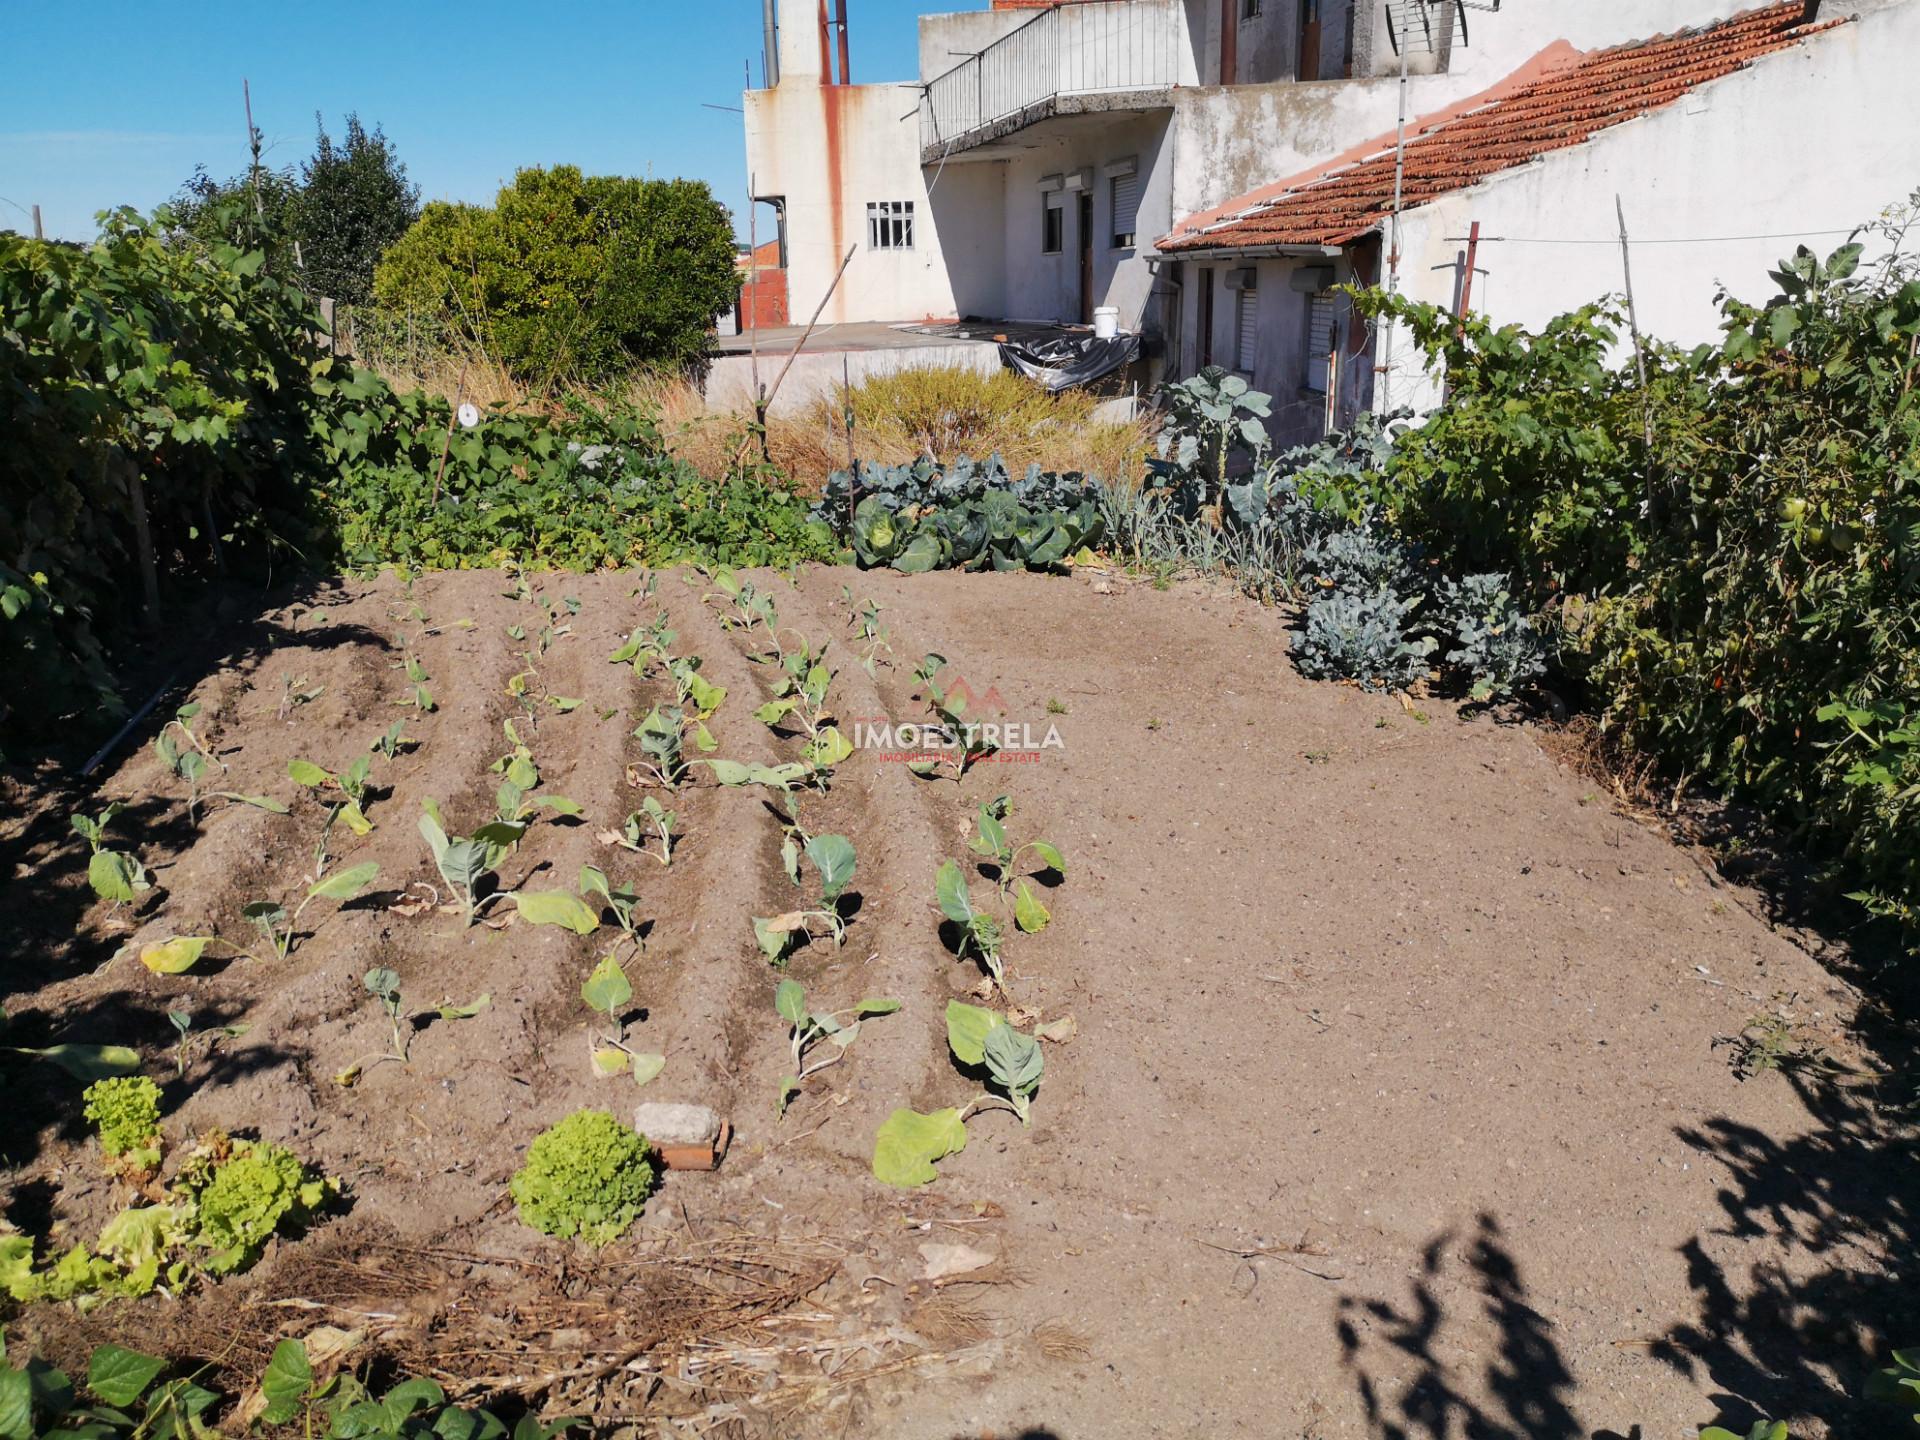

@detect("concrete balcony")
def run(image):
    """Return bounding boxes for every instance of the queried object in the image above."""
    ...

[919,0,1190,162]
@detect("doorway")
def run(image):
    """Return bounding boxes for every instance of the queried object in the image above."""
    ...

[1197,267,1215,368]
[1077,192,1095,325]
[1297,0,1321,79]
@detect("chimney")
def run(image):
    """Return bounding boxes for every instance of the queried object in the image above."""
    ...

[763,0,780,85]
[836,0,852,84]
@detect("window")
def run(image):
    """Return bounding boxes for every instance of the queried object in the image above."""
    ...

[1197,268,1215,368]
[1109,170,1139,249]
[1043,192,1064,254]
[1303,289,1337,392]
[866,200,914,250]
[1242,0,1262,17]
[1234,277,1259,375]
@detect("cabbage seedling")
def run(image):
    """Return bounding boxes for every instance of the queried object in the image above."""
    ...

[608,611,677,673]
[841,587,893,675]
[774,979,899,1115]
[370,720,414,760]
[242,861,379,960]
[753,834,856,965]
[947,1001,1044,1126]
[604,797,676,866]
[577,952,659,1081]
[166,1009,247,1079]
[579,865,644,952]
[490,720,582,823]
[337,968,489,1085]
[395,654,436,712]
[72,803,153,907]
[631,705,688,787]
[288,755,374,870]
[704,568,779,638]
[907,654,998,782]
[419,805,498,925]
[968,796,1066,933]
[155,703,224,820]
[936,860,1006,990]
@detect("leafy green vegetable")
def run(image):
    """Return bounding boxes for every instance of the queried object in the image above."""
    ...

[509,1109,656,1247]
[83,1076,163,1169]
[871,1108,968,1189]
[774,980,898,1115]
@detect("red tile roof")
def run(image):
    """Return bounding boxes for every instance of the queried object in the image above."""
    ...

[1160,2,1848,254]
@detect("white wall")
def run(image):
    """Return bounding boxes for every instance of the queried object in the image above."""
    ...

[1376,1,1920,414]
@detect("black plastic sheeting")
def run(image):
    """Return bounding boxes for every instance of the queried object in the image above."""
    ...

[997,332,1141,392]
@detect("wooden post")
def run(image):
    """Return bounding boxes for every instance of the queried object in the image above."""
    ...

[1457,219,1481,322]
[733,245,858,471]
[31,204,43,240]
[431,363,469,509]
[1615,196,1656,484]
[842,351,858,538]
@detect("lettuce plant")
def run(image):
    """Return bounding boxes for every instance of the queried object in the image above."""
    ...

[509,1109,656,1247]
[83,1075,163,1171]
[774,979,898,1115]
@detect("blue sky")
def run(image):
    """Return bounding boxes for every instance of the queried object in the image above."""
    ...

[0,1,926,243]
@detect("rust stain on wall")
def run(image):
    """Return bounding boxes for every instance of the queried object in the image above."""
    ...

[821,85,847,304]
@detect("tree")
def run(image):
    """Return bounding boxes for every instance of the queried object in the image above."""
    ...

[166,162,303,281]
[373,165,739,382]
[297,113,419,306]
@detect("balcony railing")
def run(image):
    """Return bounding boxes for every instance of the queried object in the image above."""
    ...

[920,0,1185,156]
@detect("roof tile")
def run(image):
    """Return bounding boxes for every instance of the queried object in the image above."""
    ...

[1160,2,1848,253]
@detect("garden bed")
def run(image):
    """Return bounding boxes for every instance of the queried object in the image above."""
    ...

[0,564,1903,1437]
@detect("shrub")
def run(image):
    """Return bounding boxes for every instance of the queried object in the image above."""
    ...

[82,1076,162,1164]
[1358,197,1920,938]
[1439,573,1548,702]
[373,166,739,382]
[297,113,420,307]
[510,1109,656,1246]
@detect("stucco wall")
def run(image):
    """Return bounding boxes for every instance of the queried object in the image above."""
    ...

[1376,2,1920,415]
[746,77,963,325]
[919,8,1033,85]
[992,110,1175,330]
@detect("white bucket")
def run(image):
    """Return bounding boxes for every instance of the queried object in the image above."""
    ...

[1092,305,1120,339]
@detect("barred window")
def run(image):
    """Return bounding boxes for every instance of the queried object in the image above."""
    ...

[867,200,914,250]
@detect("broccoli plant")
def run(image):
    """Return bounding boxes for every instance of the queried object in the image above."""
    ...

[1439,572,1547,702]
[774,979,898,1115]
[72,803,153,907]
[509,1109,656,1246]
[753,834,856,965]
[1291,586,1437,693]
[870,1002,1046,1188]
[1143,367,1274,511]
[907,653,997,782]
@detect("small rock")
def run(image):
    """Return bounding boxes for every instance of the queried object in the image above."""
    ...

[634,1102,721,1147]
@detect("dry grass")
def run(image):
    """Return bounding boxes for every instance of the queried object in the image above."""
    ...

[340,312,1156,493]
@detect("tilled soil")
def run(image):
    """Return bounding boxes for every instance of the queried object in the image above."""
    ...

[0,565,1905,1439]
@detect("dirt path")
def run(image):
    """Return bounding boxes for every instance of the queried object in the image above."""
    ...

[1,566,1904,1439]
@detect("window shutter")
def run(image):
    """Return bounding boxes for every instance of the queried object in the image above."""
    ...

[1110,172,1139,247]
[1304,291,1337,391]
[1235,288,1258,374]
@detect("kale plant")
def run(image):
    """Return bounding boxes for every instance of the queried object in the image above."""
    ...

[1291,586,1436,693]
[1439,573,1547,701]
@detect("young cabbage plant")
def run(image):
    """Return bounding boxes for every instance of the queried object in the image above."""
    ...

[370,719,414,761]
[666,656,725,752]
[242,861,380,961]
[774,978,899,1115]
[166,1009,247,1080]
[579,952,663,1083]
[704,567,779,638]
[841,587,894,675]
[968,795,1067,933]
[287,754,375,870]
[396,653,436,712]
[155,703,222,819]
[603,796,676,866]
[73,803,154,907]
[491,719,582,824]
[608,611,677,674]
[336,968,489,1085]
[630,705,688,787]
[936,859,1007,991]
[753,833,857,965]
[418,803,502,926]
[579,865,645,952]
[907,653,998,782]
[871,1001,1047,1185]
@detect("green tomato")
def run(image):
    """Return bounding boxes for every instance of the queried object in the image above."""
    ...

[1776,496,1808,522]
[1804,524,1828,547]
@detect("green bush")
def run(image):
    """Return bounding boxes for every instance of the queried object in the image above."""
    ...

[373,165,739,382]
[510,1109,656,1246]
[1357,203,1920,938]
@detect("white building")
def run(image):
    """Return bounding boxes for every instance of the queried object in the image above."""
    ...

[741,0,1917,439]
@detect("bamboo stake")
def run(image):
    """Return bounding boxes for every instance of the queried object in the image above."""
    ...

[1615,194,1657,521]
